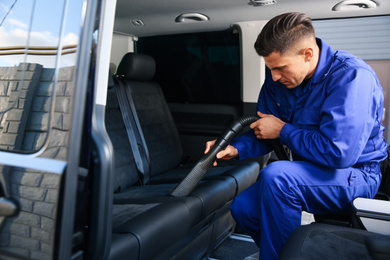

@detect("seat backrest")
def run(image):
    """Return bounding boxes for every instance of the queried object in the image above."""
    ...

[115,53,184,178]
[105,81,140,193]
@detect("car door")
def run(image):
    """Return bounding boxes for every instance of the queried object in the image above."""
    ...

[0,0,103,259]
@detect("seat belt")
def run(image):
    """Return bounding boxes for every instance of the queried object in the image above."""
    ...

[114,77,150,185]
[122,81,151,167]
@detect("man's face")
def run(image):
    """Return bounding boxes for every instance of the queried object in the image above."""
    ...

[264,51,309,89]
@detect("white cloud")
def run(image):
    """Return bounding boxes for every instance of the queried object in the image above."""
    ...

[6,18,28,29]
[63,32,79,46]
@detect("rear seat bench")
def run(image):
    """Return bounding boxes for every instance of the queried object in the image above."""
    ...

[106,53,260,259]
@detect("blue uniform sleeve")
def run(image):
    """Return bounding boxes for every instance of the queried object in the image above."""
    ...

[280,67,380,168]
[230,130,271,160]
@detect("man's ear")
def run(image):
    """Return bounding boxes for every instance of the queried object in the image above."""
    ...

[303,47,314,62]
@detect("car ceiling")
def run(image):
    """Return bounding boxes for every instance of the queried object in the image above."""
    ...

[114,0,390,37]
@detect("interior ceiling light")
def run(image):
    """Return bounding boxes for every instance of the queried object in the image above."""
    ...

[131,19,144,26]
[249,0,277,7]
[332,0,377,11]
[175,13,209,23]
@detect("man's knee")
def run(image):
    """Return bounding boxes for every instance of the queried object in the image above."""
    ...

[260,161,291,186]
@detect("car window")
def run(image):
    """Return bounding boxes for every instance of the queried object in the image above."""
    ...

[137,29,241,105]
[0,0,81,154]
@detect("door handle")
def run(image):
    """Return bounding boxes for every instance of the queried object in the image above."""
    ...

[0,197,18,217]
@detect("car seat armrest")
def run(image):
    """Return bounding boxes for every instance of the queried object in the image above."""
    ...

[352,197,390,235]
[353,197,390,215]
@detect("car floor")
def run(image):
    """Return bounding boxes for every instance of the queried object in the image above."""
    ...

[209,212,315,260]
[209,233,258,260]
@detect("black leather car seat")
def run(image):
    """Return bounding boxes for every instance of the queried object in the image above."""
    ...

[106,53,260,259]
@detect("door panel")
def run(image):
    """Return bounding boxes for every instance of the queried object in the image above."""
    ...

[0,167,61,259]
[0,64,74,259]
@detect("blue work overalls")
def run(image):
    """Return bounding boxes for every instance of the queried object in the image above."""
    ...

[230,38,388,260]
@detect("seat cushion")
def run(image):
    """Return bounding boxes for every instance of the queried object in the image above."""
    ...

[112,177,237,225]
[148,161,237,184]
[112,201,193,260]
[279,223,385,260]
[112,203,160,229]
[112,160,259,224]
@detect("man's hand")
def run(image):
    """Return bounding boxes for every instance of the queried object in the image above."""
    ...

[251,111,286,139]
[204,139,239,166]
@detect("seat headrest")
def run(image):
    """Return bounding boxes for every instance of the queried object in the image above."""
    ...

[116,53,156,81]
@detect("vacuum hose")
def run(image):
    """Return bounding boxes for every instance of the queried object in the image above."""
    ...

[170,115,289,197]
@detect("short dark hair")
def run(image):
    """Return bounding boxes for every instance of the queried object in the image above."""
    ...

[254,12,315,57]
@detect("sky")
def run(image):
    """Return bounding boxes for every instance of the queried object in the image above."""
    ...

[0,0,83,68]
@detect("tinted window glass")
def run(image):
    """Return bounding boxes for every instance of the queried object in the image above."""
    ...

[137,30,241,105]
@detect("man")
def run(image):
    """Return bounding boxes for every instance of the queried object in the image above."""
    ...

[205,12,387,260]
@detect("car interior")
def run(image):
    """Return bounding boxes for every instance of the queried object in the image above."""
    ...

[0,0,389,260]
[105,1,390,259]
